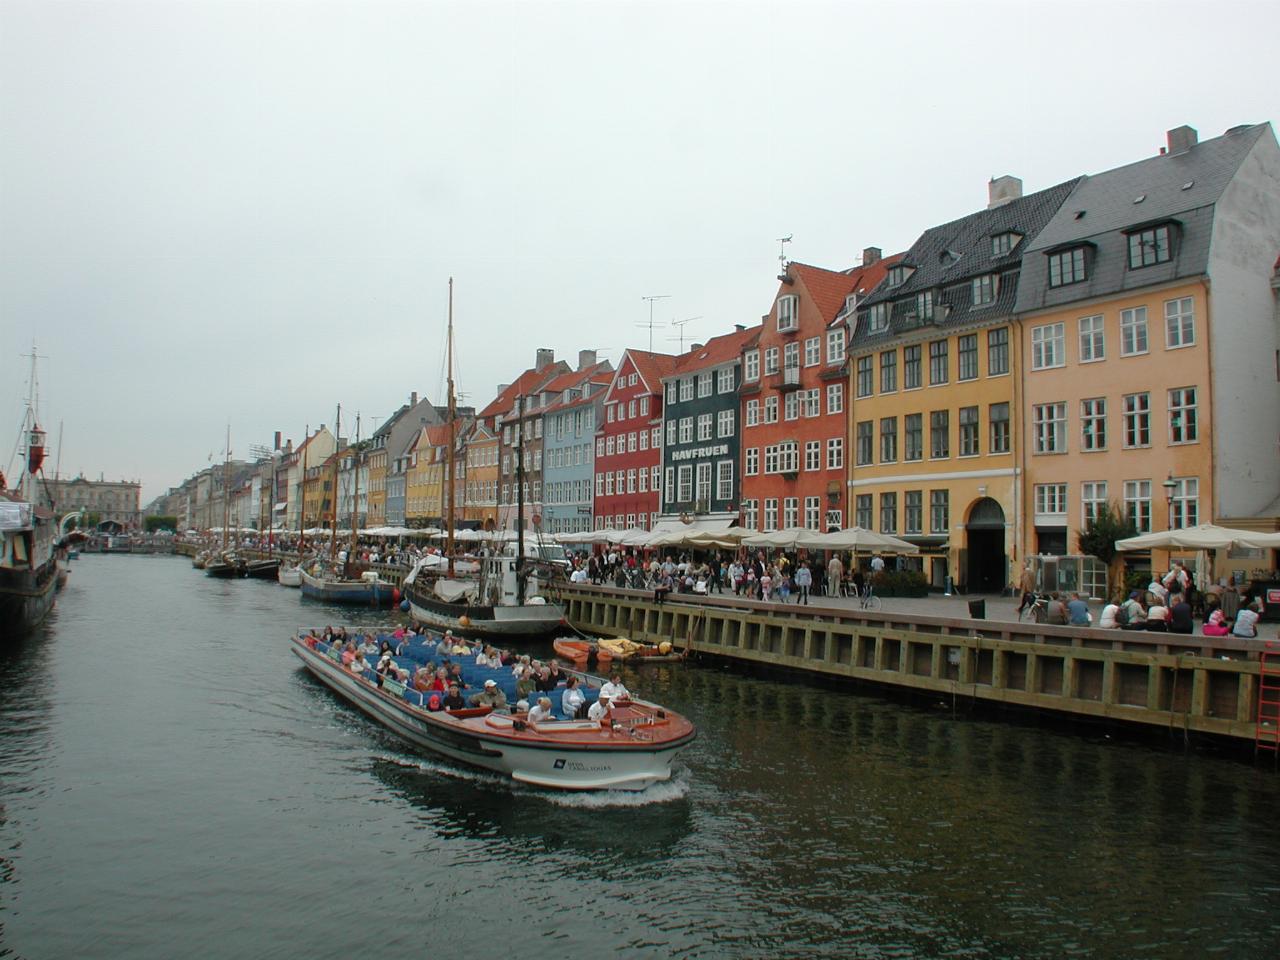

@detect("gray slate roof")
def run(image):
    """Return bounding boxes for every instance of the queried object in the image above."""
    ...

[852,178,1080,346]
[1015,123,1268,314]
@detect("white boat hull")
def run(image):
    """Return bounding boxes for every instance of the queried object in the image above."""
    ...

[291,639,691,790]
[277,564,302,587]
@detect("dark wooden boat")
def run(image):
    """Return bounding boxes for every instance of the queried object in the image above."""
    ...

[244,557,281,579]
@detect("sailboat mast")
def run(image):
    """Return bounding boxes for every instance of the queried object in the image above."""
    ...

[221,424,231,550]
[351,413,360,555]
[54,421,63,481]
[331,404,341,561]
[445,277,456,576]
[299,423,309,552]
[515,393,526,606]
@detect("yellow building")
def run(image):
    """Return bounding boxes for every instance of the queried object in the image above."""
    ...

[849,177,1081,590]
[462,420,497,529]
[405,424,454,528]
[1012,124,1280,582]
[366,445,387,527]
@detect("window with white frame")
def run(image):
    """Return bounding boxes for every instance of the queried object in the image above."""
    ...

[1122,392,1150,447]
[746,399,759,427]
[664,421,675,447]
[804,440,820,471]
[676,465,692,503]
[958,406,979,456]
[1168,387,1197,443]
[1120,307,1148,356]
[784,392,799,421]
[779,442,798,473]
[628,399,636,418]
[697,414,713,441]
[1164,297,1195,349]
[716,460,733,501]
[803,388,820,418]
[1124,479,1152,533]
[827,383,843,415]
[697,372,712,398]
[764,396,778,423]
[1032,322,1065,369]
[930,409,949,458]
[745,447,759,476]
[764,498,778,531]
[928,339,948,384]
[717,366,734,393]
[626,469,636,494]
[855,494,872,529]
[678,418,693,444]
[606,436,616,456]
[904,491,922,534]
[627,431,637,452]
[639,396,649,416]
[784,341,800,372]
[1034,483,1067,517]
[916,291,935,322]
[638,469,647,492]
[607,405,615,423]
[605,473,615,496]
[651,465,659,490]
[827,437,844,469]
[992,232,1020,256]
[1081,481,1108,526]
[651,427,660,448]
[744,350,760,382]
[777,295,799,331]
[1078,315,1105,362]
[764,347,779,375]
[804,337,821,366]
[639,430,648,450]
[717,409,734,438]
[764,445,779,474]
[695,462,712,503]
[825,508,843,530]
[1032,402,1066,454]
[743,499,759,531]
[930,489,950,533]
[805,496,821,530]
[958,334,978,381]
[783,497,799,529]
[1081,398,1107,451]
[679,377,694,402]
[827,327,846,363]
[880,492,897,534]
[1170,476,1198,528]
[595,473,603,496]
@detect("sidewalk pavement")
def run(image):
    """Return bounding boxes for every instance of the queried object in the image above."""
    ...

[752,589,1027,623]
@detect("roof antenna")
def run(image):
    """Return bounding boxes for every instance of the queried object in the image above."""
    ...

[667,317,702,353]
[776,234,793,272]
[638,295,671,352]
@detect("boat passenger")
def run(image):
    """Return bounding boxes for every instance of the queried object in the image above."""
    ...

[547,661,562,686]
[528,698,554,724]
[395,637,412,656]
[587,693,612,722]
[600,674,631,703]
[534,667,557,693]
[469,679,508,710]
[341,642,357,666]
[378,640,394,658]
[514,699,530,714]
[350,652,370,674]
[442,683,466,710]
[515,666,537,700]
[1145,600,1170,632]
[447,663,467,688]
[360,635,379,656]
[413,667,433,693]
[562,676,586,718]
[436,633,454,655]
[475,646,493,667]
[429,668,449,692]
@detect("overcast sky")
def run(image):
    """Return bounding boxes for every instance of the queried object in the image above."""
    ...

[2,0,1275,503]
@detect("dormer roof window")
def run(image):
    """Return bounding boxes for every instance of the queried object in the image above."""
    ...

[887,264,913,287]
[776,294,799,331]
[991,231,1022,257]
[1125,221,1177,269]
[865,303,889,334]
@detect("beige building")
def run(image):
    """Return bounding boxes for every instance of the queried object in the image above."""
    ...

[47,476,142,529]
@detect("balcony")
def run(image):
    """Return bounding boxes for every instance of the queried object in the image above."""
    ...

[772,366,803,391]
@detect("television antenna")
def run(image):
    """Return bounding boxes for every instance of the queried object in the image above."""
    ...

[637,295,671,351]
[667,317,702,353]
[776,234,793,270]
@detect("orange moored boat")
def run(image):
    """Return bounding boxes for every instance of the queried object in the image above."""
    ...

[553,637,596,666]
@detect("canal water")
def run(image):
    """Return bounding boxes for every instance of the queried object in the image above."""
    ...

[3,556,1279,959]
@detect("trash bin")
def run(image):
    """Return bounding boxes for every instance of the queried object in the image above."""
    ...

[968,598,986,619]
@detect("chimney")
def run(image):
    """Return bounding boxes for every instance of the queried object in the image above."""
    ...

[273,431,281,451]
[496,383,511,398]
[410,391,418,407]
[735,324,746,332]
[1166,125,1198,155]
[577,349,597,370]
[691,343,704,352]
[862,246,882,266]
[988,175,1023,209]
[535,348,554,370]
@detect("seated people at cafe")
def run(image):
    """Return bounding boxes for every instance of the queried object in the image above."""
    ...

[1145,599,1170,632]
[1099,597,1122,629]
[1168,593,1194,635]
[1120,592,1148,630]
[528,697,554,724]
[1233,600,1262,638]
[1066,593,1091,626]
[1202,609,1231,637]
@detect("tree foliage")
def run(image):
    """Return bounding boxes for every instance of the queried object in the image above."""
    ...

[1076,501,1137,565]
[145,515,178,533]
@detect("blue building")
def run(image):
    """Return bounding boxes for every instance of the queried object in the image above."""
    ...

[541,365,612,535]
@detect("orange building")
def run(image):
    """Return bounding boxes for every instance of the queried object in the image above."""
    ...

[740,255,896,532]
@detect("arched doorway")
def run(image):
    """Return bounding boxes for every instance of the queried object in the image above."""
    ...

[965,498,1006,593]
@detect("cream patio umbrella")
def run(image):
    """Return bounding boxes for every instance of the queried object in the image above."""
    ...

[1116,523,1280,551]
[803,527,920,554]
[740,527,820,550]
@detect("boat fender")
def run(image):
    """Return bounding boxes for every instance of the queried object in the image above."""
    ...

[400,599,410,612]
[459,615,471,627]
[392,588,401,604]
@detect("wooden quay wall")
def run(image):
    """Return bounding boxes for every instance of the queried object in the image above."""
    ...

[553,583,1266,746]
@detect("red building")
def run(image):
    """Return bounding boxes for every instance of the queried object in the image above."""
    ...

[593,348,678,531]
[739,253,898,532]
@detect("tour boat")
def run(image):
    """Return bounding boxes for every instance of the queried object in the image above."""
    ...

[290,632,695,790]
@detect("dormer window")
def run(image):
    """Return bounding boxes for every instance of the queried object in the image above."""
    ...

[991,232,1022,257]
[777,294,799,331]
[1126,223,1175,269]
[887,265,913,287]
[842,292,859,317]
[1048,246,1089,287]
[866,303,889,333]
[972,274,998,306]
[916,291,934,322]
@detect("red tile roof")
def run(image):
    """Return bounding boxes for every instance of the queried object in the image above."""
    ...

[667,324,762,376]
[478,363,567,419]
[789,255,903,326]
[540,363,615,413]
[620,349,680,395]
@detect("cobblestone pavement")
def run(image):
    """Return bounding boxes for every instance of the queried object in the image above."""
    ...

[723,589,1027,623]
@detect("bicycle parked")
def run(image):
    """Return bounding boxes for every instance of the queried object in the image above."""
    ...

[1019,592,1050,623]
[858,582,881,611]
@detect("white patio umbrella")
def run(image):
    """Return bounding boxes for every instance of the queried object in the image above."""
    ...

[1116,523,1280,552]
[803,527,920,554]
[741,526,819,549]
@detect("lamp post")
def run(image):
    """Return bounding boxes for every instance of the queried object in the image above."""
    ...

[1162,475,1178,530]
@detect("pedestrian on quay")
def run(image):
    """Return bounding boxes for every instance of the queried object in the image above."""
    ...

[794,562,812,605]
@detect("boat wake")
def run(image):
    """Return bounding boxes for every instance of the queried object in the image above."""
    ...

[375,751,691,806]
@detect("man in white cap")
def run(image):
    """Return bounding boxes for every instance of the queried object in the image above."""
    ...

[587,692,612,722]
[469,678,508,710]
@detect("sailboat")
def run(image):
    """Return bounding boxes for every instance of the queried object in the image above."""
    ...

[1,350,61,637]
[277,425,309,587]
[298,408,395,606]
[402,279,567,638]
[205,427,244,578]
